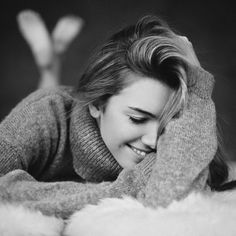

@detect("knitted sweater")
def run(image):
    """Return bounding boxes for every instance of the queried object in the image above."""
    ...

[0,65,216,219]
[0,86,122,182]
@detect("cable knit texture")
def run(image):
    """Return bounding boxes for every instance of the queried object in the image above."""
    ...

[0,65,217,219]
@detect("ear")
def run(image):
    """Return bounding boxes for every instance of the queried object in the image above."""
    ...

[88,103,102,119]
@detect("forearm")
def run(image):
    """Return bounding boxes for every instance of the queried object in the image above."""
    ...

[138,96,217,207]
[0,89,70,177]
[0,166,150,219]
[140,146,213,208]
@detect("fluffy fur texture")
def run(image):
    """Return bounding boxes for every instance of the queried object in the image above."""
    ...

[1,190,236,236]
[65,190,236,236]
[0,203,63,236]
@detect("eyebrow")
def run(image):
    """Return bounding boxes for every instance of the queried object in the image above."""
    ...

[128,106,157,118]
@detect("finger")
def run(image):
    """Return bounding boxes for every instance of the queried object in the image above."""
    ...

[178,35,193,46]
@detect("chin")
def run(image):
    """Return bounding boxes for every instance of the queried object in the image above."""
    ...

[123,164,136,170]
[122,159,139,170]
[117,157,136,170]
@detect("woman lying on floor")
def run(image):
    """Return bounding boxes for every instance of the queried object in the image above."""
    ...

[0,15,229,219]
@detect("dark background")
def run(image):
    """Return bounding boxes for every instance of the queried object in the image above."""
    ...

[0,0,236,160]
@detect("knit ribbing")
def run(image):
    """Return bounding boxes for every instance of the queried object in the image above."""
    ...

[70,103,122,182]
[0,139,22,175]
[135,152,156,179]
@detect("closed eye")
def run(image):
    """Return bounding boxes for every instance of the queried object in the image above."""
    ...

[129,116,148,124]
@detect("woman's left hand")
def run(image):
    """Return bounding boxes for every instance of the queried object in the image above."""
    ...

[176,35,201,67]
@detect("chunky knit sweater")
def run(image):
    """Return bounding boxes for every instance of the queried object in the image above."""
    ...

[0,65,216,219]
[0,86,120,181]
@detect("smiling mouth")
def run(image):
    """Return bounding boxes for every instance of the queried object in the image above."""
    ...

[127,144,151,157]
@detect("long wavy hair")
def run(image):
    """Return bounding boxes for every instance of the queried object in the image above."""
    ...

[76,15,228,189]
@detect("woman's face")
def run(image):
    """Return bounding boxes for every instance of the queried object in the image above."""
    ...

[89,72,174,169]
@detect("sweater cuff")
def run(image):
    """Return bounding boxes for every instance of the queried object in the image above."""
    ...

[186,64,215,99]
[0,139,23,174]
[135,153,156,182]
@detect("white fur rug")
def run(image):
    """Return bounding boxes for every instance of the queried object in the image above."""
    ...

[65,191,236,236]
[0,203,63,236]
[1,190,236,236]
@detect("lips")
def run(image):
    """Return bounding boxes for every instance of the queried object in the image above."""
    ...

[127,144,152,157]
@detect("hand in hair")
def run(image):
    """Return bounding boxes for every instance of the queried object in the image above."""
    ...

[176,36,201,67]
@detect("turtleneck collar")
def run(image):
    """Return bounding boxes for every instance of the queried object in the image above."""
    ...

[70,102,122,182]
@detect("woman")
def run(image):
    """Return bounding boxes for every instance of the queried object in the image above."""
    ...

[0,15,228,218]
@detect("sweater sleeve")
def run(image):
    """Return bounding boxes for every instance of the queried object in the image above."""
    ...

[0,155,154,219]
[0,88,154,219]
[137,65,217,207]
[0,88,68,176]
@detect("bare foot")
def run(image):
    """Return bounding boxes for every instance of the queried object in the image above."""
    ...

[52,15,84,54]
[17,10,53,67]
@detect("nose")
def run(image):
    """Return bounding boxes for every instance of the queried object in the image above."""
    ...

[141,122,159,150]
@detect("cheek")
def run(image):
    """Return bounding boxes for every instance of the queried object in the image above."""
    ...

[101,113,142,145]
[101,113,127,141]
